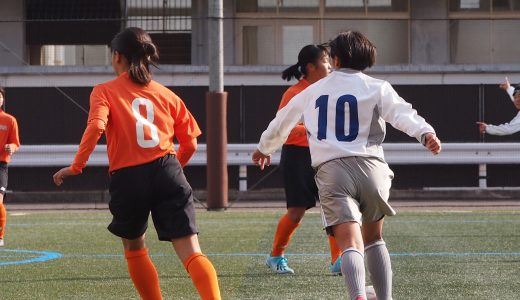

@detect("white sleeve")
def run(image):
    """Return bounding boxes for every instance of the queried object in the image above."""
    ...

[507,86,515,102]
[378,81,435,142]
[257,90,310,155]
[485,112,520,135]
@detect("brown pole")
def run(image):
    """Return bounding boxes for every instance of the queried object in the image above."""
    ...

[205,91,228,210]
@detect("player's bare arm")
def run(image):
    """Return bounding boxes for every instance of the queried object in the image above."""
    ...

[252,149,271,170]
[423,133,442,155]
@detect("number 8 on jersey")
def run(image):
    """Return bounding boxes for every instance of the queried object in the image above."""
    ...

[132,98,160,148]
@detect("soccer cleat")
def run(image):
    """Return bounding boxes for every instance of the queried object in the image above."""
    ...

[0,239,4,247]
[266,255,294,274]
[330,256,342,275]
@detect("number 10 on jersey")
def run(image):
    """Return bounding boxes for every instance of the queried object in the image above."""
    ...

[315,94,359,142]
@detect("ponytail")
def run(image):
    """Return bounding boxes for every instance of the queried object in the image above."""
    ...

[281,64,302,82]
[110,27,159,85]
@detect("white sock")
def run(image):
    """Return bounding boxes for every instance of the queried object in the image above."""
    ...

[341,248,366,300]
[365,240,392,300]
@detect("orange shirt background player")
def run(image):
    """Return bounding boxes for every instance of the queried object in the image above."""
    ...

[278,79,310,147]
[0,110,20,163]
[71,72,201,174]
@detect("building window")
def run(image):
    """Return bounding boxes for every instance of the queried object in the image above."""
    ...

[236,0,409,65]
[126,0,192,32]
[238,20,319,65]
[237,0,319,13]
[449,0,520,11]
[325,0,408,13]
[450,19,520,64]
[242,26,276,64]
[282,26,314,64]
[40,45,110,66]
[449,0,520,63]
[323,19,408,64]
[450,0,490,11]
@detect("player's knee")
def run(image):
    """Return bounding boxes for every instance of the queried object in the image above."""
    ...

[287,207,306,223]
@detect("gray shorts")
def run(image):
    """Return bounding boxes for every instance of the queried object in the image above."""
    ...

[315,156,396,231]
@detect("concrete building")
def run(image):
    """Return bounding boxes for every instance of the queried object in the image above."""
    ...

[1,0,520,193]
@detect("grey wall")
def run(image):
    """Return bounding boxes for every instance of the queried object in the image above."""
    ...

[0,0,25,66]
[410,0,450,64]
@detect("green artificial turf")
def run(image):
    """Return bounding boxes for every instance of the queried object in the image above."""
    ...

[1,209,518,299]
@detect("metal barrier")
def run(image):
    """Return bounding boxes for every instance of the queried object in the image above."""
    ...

[10,143,520,189]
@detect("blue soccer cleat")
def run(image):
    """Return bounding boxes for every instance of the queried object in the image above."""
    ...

[266,255,294,274]
[330,256,342,275]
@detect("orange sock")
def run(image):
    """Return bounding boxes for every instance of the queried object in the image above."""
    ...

[271,213,299,257]
[328,235,341,264]
[124,248,163,300]
[184,252,221,300]
[0,203,6,239]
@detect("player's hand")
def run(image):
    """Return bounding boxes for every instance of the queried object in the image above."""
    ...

[252,149,271,170]
[4,144,13,155]
[423,133,441,155]
[53,167,76,186]
[499,77,510,91]
[476,122,487,134]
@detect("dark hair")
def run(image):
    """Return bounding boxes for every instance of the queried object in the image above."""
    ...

[329,30,376,71]
[282,44,329,81]
[514,85,520,96]
[110,27,159,85]
[0,87,4,99]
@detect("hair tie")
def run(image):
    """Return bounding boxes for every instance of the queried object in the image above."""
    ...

[297,64,303,73]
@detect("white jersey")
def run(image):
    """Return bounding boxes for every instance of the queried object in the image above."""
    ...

[257,69,435,167]
[485,111,520,136]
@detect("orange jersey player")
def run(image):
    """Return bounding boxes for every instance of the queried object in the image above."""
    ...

[0,86,21,247]
[53,27,221,300]
[69,64,201,173]
[264,44,343,276]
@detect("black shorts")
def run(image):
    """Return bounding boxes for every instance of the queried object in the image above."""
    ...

[280,145,318,209]
[108,154,197,241]
[0,162,8,195]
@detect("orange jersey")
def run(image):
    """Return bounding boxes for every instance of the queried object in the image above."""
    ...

[278,79,310,147]
[0,110,20,163]
[71,72,201,173]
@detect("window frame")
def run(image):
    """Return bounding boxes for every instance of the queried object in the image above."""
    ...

[234,0,411,65]
[235,18,320,65]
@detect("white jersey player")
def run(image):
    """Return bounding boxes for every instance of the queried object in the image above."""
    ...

[477,83,520,136]
[253,31,441,300]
